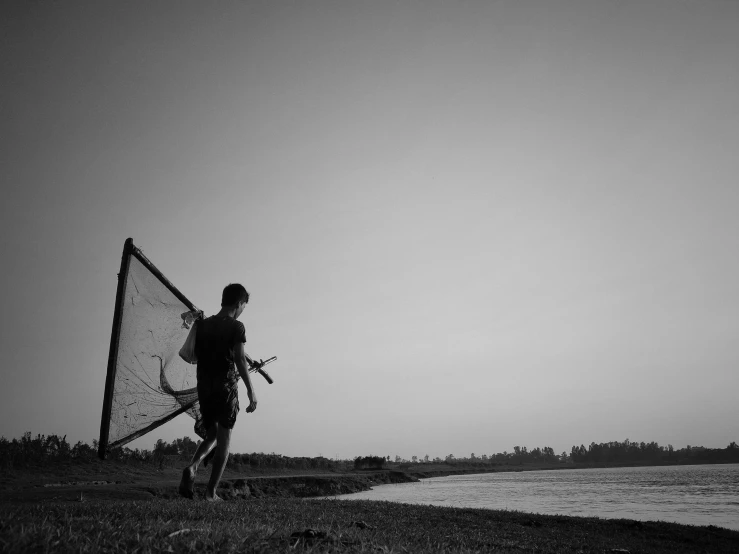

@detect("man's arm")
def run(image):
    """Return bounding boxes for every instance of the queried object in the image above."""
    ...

[234,342,257,413]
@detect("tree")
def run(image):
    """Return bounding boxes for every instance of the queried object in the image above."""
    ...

[154,439,178,455]
[354,456,385,470]
[172,436,198,457]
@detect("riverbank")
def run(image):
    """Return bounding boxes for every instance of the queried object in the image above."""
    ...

[0,461,605,504]
[0,462,419,503]
[144,470,420,501]
[3,459,738,503]
[4,463,739,552]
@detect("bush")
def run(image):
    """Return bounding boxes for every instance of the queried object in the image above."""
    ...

[354,456,386,470]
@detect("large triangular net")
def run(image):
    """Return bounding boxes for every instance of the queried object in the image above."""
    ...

[100,243,206,453]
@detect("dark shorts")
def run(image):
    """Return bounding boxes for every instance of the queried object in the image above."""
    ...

[197,376,239,430]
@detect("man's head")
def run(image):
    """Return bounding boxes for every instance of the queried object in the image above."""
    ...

[222,283,249,317]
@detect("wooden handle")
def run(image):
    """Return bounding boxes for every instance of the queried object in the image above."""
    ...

[257,368,274,384]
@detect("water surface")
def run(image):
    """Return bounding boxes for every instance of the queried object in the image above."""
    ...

[333,464,739,531]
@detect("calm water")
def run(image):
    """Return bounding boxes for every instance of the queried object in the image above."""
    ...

[332,464,739,531]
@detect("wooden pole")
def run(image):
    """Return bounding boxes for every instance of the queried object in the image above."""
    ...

[98,238,133,459]
[130,247,198,311]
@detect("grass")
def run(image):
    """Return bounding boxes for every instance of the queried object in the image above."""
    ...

[1,496,738,553]
[2,461,738,552]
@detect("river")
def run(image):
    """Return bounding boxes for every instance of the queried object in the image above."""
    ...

[331,464,739,531]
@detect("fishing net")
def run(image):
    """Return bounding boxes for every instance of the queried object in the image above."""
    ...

[99,241,207,454]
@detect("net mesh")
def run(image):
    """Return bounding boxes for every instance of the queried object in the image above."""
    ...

[108,255,205,448]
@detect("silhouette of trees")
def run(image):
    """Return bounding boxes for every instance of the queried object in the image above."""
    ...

[354,455,386,470]
[428,440,739,467]
[566,439,739,465]
[3,432,739,471]
[0,433,353,471]
[229,451,339,470]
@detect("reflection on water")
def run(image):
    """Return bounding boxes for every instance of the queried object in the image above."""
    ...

[332,464,739,531]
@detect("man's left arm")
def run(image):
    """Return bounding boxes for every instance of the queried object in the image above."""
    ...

[234,342,258,413]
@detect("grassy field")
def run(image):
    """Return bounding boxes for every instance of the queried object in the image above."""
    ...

[2,496,739,553]
[2,461,738,552]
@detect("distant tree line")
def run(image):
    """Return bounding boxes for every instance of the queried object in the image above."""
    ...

[393,442,739,467]
[2,432,738,471]
[228,452,340,471]
[0,433,346,472]
[398,446,564,466]
[570,440,739,465]
[0,432,183,469]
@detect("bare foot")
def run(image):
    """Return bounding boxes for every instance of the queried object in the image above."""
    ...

[205,493,223,502]
[178,467,195,499]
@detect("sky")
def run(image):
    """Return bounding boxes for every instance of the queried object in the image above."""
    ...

[1,0,738,460]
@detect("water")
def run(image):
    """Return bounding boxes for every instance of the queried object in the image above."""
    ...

[332,464,739,531]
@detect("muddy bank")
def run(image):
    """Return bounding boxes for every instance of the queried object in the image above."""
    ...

[1,468,420,503]
[1,466,574,504]
[209,466,544,500]
[214,470,418,500]
[129,470,418,501]
[3,465,581,504]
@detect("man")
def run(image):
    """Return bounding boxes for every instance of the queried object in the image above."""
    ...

[178,283,259,501]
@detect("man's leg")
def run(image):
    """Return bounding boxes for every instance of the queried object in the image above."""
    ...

[205,424,232,501]
[179,424,217,498]
[188,425,218,473]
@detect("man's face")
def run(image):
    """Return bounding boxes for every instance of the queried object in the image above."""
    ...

[236,300,247,318]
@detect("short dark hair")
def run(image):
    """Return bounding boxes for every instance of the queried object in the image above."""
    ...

[221,283,249,307]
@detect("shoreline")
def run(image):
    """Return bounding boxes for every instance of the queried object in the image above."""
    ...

[4,460,738,504]
[3,463,738,551]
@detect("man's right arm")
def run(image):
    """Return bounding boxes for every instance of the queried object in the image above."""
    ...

[234,342,257,413]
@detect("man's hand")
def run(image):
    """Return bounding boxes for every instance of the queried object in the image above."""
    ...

[250,359,264,370]
[245,396,258,413]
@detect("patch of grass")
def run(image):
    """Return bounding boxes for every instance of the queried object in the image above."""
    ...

[1,497,737,553]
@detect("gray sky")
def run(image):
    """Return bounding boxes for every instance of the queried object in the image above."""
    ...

[1,0,738,460]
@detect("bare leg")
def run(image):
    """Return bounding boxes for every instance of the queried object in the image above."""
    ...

[205,424,232,501]
[179,425,217,498]
[188,425,218,473]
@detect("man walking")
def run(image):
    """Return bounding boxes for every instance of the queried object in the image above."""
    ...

[179,283,259,501]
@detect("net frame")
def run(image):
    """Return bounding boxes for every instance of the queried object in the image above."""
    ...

[98,238,199,459]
